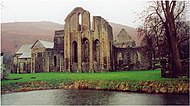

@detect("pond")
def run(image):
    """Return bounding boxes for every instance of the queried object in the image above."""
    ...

[2,89,189,105]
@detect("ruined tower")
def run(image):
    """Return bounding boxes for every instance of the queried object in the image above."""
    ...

[63,7,113,72]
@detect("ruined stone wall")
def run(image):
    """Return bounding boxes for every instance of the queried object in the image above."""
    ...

[13,54,31,73]
[113,47,146,71]
[31,47,48,73]
[13,54,20,73]
[92,16,113,71]
[54,30,64,51]
[17,58,31,73]
[64,7,113,72]
[31,48,64,73]
[50,30,64,72]
[112,28,150,71]
[48,49,64,72]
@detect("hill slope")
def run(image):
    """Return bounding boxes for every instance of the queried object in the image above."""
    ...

[1,21,64,54]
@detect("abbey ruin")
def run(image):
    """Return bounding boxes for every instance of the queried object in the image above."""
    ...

[13,7,149,73]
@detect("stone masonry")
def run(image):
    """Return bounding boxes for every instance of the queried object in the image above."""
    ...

[63,7,113,72]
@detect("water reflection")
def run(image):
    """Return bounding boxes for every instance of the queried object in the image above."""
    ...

[161,94,189,105]
[63,90,114,105]
[1,89,189,105]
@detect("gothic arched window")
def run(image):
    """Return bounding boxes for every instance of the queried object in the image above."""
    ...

[78,13,82,31]
[54,56,57,67]
[72,41,78,63]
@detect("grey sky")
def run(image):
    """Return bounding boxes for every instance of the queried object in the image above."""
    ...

[1,0,148,28]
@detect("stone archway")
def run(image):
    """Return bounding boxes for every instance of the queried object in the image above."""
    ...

[54,56,57,67]
[93,39,100,72]
[71,41,78,72]
[82,38,90,72]
[117,52,123,65]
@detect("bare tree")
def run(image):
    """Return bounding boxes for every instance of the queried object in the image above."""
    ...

[138,0,189,77]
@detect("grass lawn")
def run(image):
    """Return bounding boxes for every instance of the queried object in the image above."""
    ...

[2,70,188,84]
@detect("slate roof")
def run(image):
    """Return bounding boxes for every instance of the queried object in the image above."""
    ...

[16,44,33,58]
[31,40,54,49]
[19,52,31,58]
[38,40,54,48]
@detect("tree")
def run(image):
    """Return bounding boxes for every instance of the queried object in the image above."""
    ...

[138,0,189,77]
[138,15,167,69]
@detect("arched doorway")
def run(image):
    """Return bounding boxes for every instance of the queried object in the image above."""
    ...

[82,38,89,62]
[117,52,123,65]
[72,41,78,63]
[93,39,100,72]
[71,41,78,72]
[54,56,57,67]
[82,38,90,72]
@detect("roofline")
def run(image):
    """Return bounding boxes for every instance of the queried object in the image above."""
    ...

[31,39,54,49]
[14,44,33,55]
[31,40,40,49]
[14,44,23,54]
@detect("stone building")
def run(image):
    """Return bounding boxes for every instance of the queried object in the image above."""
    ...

[13,30,64,73]
[63,7,113,72]
[12,7,150,73]
[31,40,54,73]
[113,29,149,70]
[13,44,32,73]
[48,30,64,72]
[31,30,64,73]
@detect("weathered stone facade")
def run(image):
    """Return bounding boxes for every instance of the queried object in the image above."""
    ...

[113,29,149,70]
[48,30,64,72]
[31,30,64,73]
[63,7,113,72]
[31,40,53,73]
[13,44,32,73]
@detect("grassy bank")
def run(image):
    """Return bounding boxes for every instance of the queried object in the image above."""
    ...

[1,70,189,94]
[2,70,187,83]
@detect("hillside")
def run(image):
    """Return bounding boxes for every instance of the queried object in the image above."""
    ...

[1,21,142,57]
[1,21,64,55]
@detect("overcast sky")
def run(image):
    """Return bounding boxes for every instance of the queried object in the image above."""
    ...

[1,0,148,28]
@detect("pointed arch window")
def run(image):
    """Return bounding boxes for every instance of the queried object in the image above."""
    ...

[72,41,78,63]
[82,38,89,62]
[54,56,57,66]
[94,40,100,62]
[78,13,82,31]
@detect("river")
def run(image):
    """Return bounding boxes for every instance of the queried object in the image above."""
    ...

[1,89,189,105]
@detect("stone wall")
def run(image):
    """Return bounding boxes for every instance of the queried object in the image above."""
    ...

[113,47,150,71]
[13,54,31,73]
[12,54,19,73]
[30,30,64,73]
[48,49,64,72]
[17,58,31,73]
[64,7,113,72]
[49,30,64,72]
[31,47,47,73]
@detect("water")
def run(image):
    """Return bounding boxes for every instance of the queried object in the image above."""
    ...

[1,89,189,105]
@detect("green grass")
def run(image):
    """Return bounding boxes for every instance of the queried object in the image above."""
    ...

[1,70,187,84]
